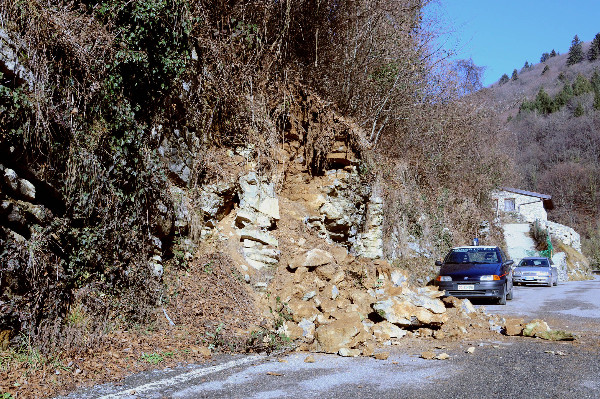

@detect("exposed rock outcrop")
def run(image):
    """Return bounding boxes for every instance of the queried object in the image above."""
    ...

[235,172,281,270]
[303,171,384,258]
[0,28,35,90]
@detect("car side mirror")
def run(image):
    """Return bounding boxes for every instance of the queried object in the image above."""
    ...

[435,260,443,266]
[504,260,514,267]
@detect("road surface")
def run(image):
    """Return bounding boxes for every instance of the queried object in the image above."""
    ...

[57,278,600,399]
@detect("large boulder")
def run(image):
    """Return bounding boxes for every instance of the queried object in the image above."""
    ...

[198,182,236,227]
[289,249,335,270]
[373,296,447,327]
[315,313,363,353]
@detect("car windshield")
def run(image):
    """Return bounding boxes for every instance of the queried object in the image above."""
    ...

[445,248,499,264]
[518,259,549,267]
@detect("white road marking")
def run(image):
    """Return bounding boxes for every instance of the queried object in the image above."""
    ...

[99,355,264,399]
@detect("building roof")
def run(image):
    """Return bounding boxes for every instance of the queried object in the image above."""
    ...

[500,187,554,210]
[501,187,551,199]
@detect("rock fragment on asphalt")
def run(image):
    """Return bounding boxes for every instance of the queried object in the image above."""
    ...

[504,318,524,336]
[535,330,576,341]
[373,352,389,360]
[522,319,550,337]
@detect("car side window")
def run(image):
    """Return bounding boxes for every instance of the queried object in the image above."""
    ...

[497,248,506,263]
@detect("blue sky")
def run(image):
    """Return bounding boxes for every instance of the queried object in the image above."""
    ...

[431,1,600,86]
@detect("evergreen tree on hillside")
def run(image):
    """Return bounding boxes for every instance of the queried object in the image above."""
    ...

[522,61,531,71]
[535,87,554,114]
[554,83,573,108]
[511,69,518,80]
[567,35,584,65]
[588,33,600,61]
[542,65,550,75]
[499,73,509,85]
[591,70,600,92]
[550,49,558,57]
[591,70,600,110]
[540,52,550,63]
[572,73,593,95]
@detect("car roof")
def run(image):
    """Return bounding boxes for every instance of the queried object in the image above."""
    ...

[521,256,550,260]
[451,246,499,250]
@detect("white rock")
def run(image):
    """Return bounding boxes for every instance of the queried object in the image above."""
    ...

[404,292,446,314]
[338,348,360,357]
[289,248,334,269]
[18,179,35,200]
[239,229,278,247]
[298,319,316,339]
[149,261,163,278]
[3,168,18,191]
[257,196,280,220]
[460,299,476,314]
[303,291,317,301]
[390,270,407,287]
[331,285,339,300]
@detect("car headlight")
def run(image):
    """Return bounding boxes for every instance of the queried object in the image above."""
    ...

[537,271,550,276]
[480,275,501,281]
[436,276,452,282]
[513,271,522,276]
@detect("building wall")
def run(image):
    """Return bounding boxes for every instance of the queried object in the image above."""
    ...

[492,191,548,222]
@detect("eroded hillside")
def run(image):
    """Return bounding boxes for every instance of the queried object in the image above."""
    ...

[0,1,518,396]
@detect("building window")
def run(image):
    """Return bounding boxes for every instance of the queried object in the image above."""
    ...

[504,198,515,212]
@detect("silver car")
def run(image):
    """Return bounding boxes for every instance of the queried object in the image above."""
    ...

[512,257,558,287]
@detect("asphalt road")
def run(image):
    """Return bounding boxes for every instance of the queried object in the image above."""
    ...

[484,275,600,332]
[57,278,600,399]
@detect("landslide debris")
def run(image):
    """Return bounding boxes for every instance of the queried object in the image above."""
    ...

[265,249,505,355]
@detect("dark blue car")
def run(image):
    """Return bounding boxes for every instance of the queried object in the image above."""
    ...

[434,246,514,305]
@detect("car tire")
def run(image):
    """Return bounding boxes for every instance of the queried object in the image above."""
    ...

[506,285,513,300]
[546,280,552,287]
[553,277,558,286]
[498,285,507,305]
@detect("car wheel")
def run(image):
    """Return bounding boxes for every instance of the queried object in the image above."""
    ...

[498,285,507,305]
[506,285,513,300]
[553,277,558,286]
[546,279,552,287]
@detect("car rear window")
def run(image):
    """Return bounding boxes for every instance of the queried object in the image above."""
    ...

[519,259,549,267]
[445,248,499,264]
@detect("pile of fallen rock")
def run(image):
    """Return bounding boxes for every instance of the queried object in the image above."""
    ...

[270,248,506,357]
[504,318,575,341]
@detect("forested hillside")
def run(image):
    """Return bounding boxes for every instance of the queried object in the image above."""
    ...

[479,33,600,267]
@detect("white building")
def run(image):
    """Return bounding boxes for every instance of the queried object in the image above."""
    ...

[492,187,553,223]
[492,187,581,252]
